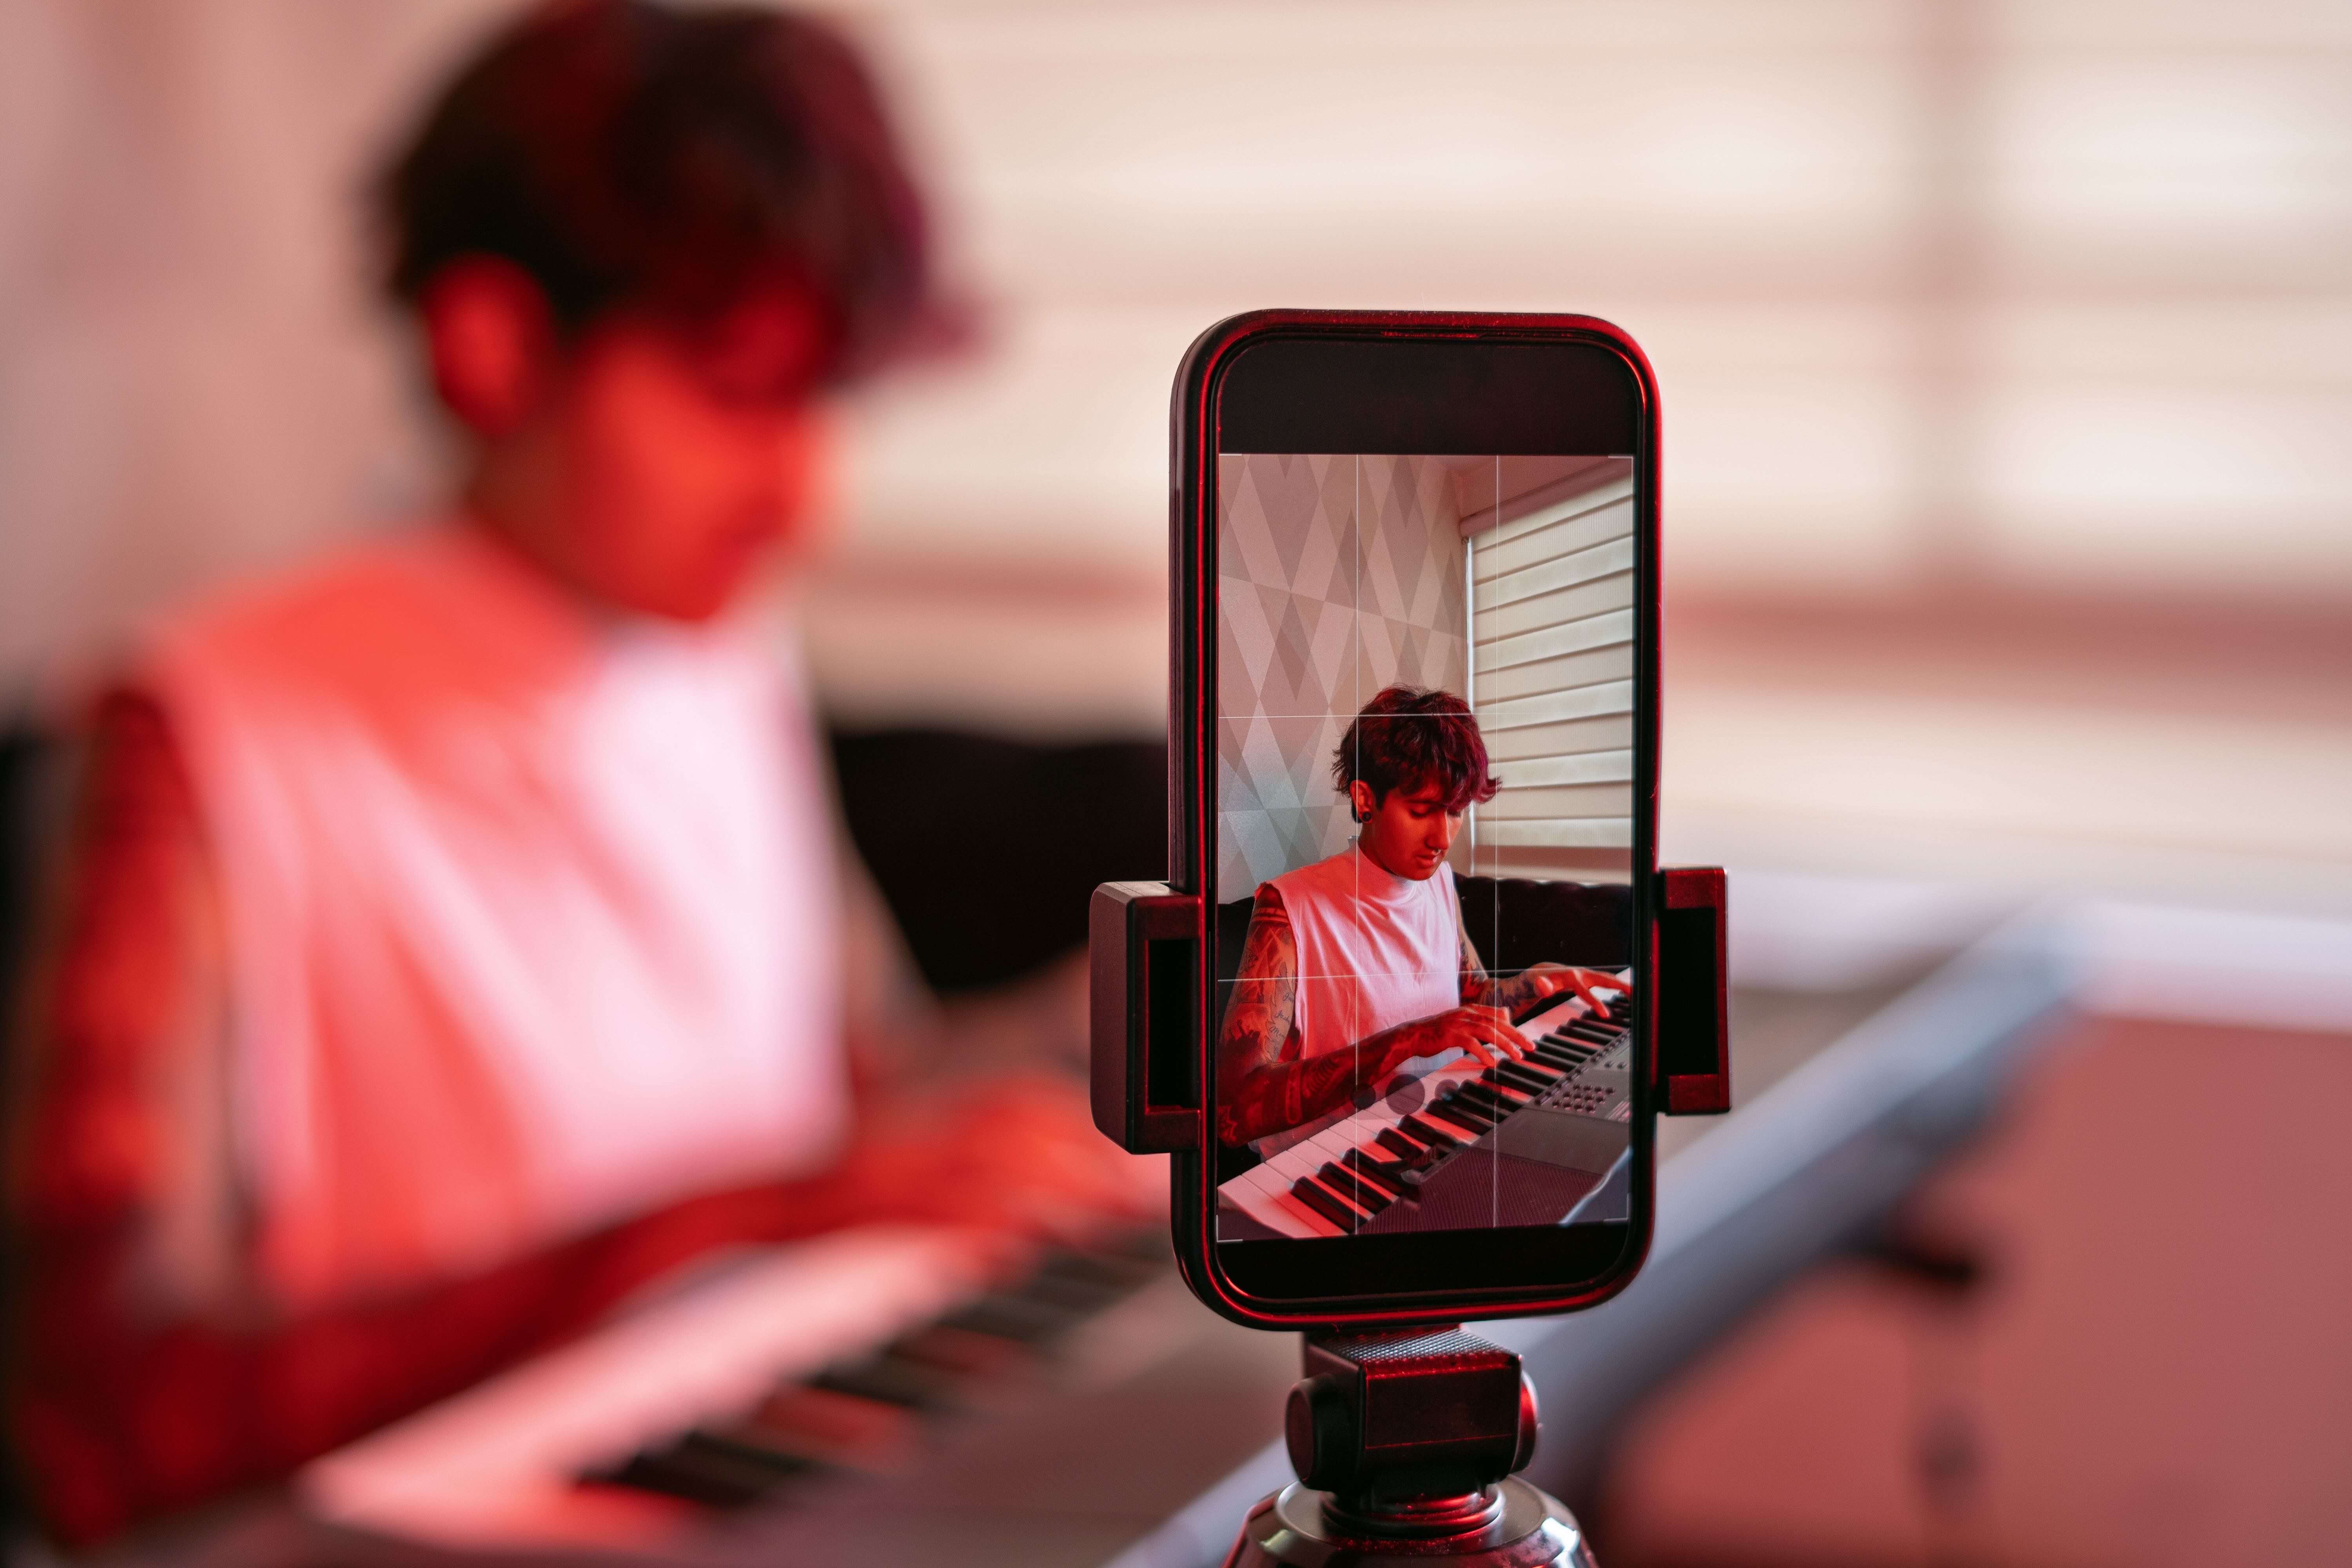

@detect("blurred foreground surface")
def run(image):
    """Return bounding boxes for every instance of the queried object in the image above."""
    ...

[1602,1008,2352,1568]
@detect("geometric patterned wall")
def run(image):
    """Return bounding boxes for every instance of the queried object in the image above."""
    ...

[1216,454,1469,897]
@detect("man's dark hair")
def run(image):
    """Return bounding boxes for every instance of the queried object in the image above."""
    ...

[376,0,932,383]
[1332,685,1501,814]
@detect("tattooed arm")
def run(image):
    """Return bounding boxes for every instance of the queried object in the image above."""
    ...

[1216,887,1544,1147]
[1215,887,1318,1147]
[1459,925,1622,1020]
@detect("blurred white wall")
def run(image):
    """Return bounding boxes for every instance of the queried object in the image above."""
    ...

[4,0,2347,697]
[842,0,2352,597]
[0,0,495,701]
[0,0,2346,890]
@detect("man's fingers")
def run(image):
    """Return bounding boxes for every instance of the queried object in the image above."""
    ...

[1559,971,1616,1018]
[1466,1007,1535,1056]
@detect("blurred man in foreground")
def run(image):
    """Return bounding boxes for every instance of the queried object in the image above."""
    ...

[5,2,1147,1543]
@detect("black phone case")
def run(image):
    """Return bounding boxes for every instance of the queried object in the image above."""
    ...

[1164,309,1666,1330]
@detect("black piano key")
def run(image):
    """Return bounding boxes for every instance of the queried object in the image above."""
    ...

[739,1383,919,1472]
[1456,1083,1521,1118]
[1341,1147,1409,1198]
[1379,1125,1439,1162]
[1492,1063,1555,1095]
[1511,988,1578,1027]
[1561,1021,1619,1045]
[1316,1161,1394,1214]
[1016,1247,1154,1314]
[1452,1082,1513,1117]
[1399,1113,1465,1149]
[1031,1247,1159,1293]
[682,1428,827,1483]
[886,1323,1033,1380]
[1445,1083,1503,1116]
[810,1356,955,1410]
[595,1432,806,1507]
[1290,1174,1368,1232]
[936,1292,1079,1345]
[1430,1094,1494,1132]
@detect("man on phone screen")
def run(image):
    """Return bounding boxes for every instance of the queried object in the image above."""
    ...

[1216,685,1621,1152]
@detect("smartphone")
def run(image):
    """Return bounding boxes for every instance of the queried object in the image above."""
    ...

[1094,309,1720,1331]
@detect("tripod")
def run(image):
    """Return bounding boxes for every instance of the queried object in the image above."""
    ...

[1223,1326,1595,1568]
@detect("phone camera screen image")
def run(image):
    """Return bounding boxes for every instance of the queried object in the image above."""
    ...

[1212,451,1639,1245]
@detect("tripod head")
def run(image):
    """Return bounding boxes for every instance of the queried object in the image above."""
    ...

[1288,1328,1537,1536]
[1219,1326,1593,1567]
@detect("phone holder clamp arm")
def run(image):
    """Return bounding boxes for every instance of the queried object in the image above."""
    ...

[1656,866,1732,1115]
[1089,881,1202,1154]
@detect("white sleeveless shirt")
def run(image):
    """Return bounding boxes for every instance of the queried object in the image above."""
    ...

[1261,847,1463,1151]
[146,523,848,1312]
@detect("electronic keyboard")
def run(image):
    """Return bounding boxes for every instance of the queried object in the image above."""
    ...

[1216,983,1634,1240]
[300,1224,1167,1552]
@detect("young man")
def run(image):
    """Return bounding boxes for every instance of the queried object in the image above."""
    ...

[1216,686,1621,1151]
[6,2,1143,1544]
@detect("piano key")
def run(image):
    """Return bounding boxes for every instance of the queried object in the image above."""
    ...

[1022,1249,1156,1312]
[1340,1148,1409,1198]
[808,1355,956,1410]
[1491,1063,1555,1095]
[936,1293,1081,1345]
[1315,1161,1395,1215]
[1427,1094,1494,1132]
[1398,1112,1466,1149]
[684,1426,833,1483]
[1510,989,1578,1027]
[1451,1083,1514,1117]
[1455,1083,1523,1119]
[1290,1174,1370,1232]
[885,1323,1034,1382]
[1378,1125,1438,1162]
[1438,1083,1501,1117]
[593,1433,804,1508]
[736,1381,921,1472]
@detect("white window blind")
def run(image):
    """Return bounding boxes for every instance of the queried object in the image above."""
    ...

[1470,477,1638,878]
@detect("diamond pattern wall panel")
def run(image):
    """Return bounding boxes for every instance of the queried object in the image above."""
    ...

[1216,454,1468,896]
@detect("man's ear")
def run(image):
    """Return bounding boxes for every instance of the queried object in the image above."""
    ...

[417,257,561,438]
[1349,780,1377,822]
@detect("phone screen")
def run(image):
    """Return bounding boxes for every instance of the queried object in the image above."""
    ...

[1211,450,1638,1246]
